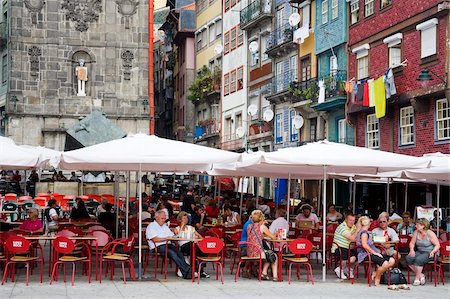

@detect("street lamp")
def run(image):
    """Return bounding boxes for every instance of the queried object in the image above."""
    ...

[417,69,448,88]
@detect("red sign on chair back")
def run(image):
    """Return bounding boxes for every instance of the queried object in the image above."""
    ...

[288,238,313,255]
[53,236,75,254]
[440,241,450,258]
[5,235,31,254]
[398,235,411,248]
[198,237,224,254]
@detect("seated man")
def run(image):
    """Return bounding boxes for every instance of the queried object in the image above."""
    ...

[372,215,400,260]
[191,205,206,229]
[295,204,319,230]
[146,210,193,279]
[331,213,360,279]
[396,211,415,236]
[269,208,289,237]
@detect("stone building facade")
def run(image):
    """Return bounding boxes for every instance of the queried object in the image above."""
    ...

[0,0,149,150]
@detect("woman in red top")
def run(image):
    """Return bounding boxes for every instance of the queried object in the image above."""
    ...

[19,207,44,234]
[205,199,219,218]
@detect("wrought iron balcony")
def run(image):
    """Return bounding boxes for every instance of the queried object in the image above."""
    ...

[240,0,273,30]
[194,119,220,140]
[266,24,296,57]
[310,70,347,110]
[272,69,298,95]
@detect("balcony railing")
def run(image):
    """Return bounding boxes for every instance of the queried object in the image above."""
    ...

[240,0,272,29]
[321,70,347,99]
[195,120,220,139]
[266,23,294,51]
[271,69,298,95]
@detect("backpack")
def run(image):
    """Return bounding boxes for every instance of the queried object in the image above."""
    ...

[381,268,407,285]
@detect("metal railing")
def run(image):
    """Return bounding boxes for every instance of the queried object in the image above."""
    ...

[195,120,220,139]
[267,23,294,51]
[271,69,298,94]
[321,70,347,99]
[240,0,272,27]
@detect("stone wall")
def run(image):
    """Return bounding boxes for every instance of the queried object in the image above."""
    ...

[5,0,149,148]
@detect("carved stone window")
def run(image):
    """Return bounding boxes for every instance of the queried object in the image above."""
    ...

[116,0,139,29]
[121,50,134,80]
[28,46,41,76]
[62,0,103,32]
[24,0,45,25]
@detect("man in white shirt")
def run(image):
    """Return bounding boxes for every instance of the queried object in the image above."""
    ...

[269,209,289,235]
[146,210,193,279]
[372,215,400,259]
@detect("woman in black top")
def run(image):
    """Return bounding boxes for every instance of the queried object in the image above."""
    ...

[70,199,90,220]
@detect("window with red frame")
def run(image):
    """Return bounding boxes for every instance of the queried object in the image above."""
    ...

[224,32,230,54]
[230,70,236,93]
[237,27,243,46]
[237,67,243,90]
[224,73,230,95]
[230,27,237,50]
[224,0,230,12]
[231,0,236,8]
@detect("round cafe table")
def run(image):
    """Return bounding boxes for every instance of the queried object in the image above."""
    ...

[265,237,295,282]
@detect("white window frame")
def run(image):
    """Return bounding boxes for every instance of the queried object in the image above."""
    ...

[290,55,298,81]
[338,119,346,143]
[399,106,415,146]
[331,0,338,20]
[275,113,283,144]
[383,33,403,68]
[380,0,392,9]
[290,110,298,142]
[215,19,222,38]
[436,99,450,141]
[357,55,369,80]
[364,0,374,17]
[350,0,360,25]
[321,0,328,24]
[416,18,438,59]
[209,23,215,43]
[366,114,379,149]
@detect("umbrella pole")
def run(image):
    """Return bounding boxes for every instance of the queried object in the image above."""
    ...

[404,182,408,213]
[138,164,142,279]
[332,179,336,205]
[386,178,391,214]
[352,178,356,214]
[114,171,119,239]
[239,177,244,218]
[255,177,258,209]
[286,173,291,222]
[436,181,440,233]
[126,171,130,237]
[322,166,327,282]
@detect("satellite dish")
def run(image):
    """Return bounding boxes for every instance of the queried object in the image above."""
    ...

[247,104,258,116]
[248,41,259,54]
[263,109,274,122]
[236,127,245,138]
[292,115,304,130]
[214,44,223,55]
[288,13,301,27]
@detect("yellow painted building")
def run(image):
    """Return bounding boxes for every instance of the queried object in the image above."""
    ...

[298,1,317,81]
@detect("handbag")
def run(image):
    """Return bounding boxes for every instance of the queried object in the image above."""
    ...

[381,268,407,285]
[251,224,277,263]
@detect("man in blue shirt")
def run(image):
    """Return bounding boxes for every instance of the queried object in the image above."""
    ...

[239,217,253,278]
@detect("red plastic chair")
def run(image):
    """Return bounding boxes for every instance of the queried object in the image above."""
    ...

[18,196,32,202]
[228,231,242,274]
[50,236,92,286]
[306,232,323,264]
[4,193,17,201]
[99,236,136,284]
[437,241,450,285]
[234,241,263,282]
[89,230,112,280]
[397,235,411,269]
[195,237,225,284]
[86,194,101,202]
[33,197,47,208]
[284,238,314,284]
[101,194,115,205]
[1,235,44,286]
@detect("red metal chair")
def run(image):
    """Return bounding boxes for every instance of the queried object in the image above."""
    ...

[50,236,92,285]
[234,241,263,282]
[228,231,242,274]
[306,232,323,264]
[33,197,47,208]
[88,230,112,280]
[396,234,411,269]
[99,236,136,284]
[86,194,101,202]
[1,235,44,286]
[437,241,450,285]
[283,238,314,284]
[195,237,225,284]
[18,196,32,202]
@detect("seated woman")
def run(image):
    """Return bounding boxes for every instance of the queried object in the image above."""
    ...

[326,204,343,223]
[70,199,90,221]
[224,204,241,226]
[205,199,219,218]
[356,216,395,286]
[247,209,278,281]
[406,218,440,286]
[18,208,44,235]
[174,211,209,278]
[98,203,116,236]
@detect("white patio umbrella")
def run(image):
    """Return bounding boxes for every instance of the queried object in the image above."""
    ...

[19,145,61,169]
[233,140,431,281]
[0,136,42,170]
[58,133,242,278]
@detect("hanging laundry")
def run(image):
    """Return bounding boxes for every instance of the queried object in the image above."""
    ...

[356,83,364,102]
[374,76,386,118]
[318,80,325,103]
[363,82,369,107]
[384,68,397,98]
[345,81,353,94]
[351,82,358,103]
[368,79,375,107]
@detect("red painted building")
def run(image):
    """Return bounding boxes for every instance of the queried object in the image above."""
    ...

[346,0,449,156]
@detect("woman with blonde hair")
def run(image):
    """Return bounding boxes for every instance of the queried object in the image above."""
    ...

[356,216,395,286]
[247,210,279,281]
[406,218,440,286]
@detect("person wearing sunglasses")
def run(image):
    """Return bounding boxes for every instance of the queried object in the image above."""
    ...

[18,208,44,235]
[396,212,415,236]
[372,215,400,260]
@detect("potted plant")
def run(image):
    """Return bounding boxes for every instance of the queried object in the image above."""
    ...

[188,66,213,102]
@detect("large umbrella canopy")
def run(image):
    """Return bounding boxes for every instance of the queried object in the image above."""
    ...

[404,167,450,182]
[59,133,241,171]
[20,145,61,169]
[0,136,42,170]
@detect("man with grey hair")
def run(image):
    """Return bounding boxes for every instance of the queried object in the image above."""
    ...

[372,214,400,260]
[146,210,194,279]
[269,209,289,236]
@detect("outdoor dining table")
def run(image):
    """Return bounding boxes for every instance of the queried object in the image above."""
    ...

[163,237,202,281]
[265,237,295,282]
